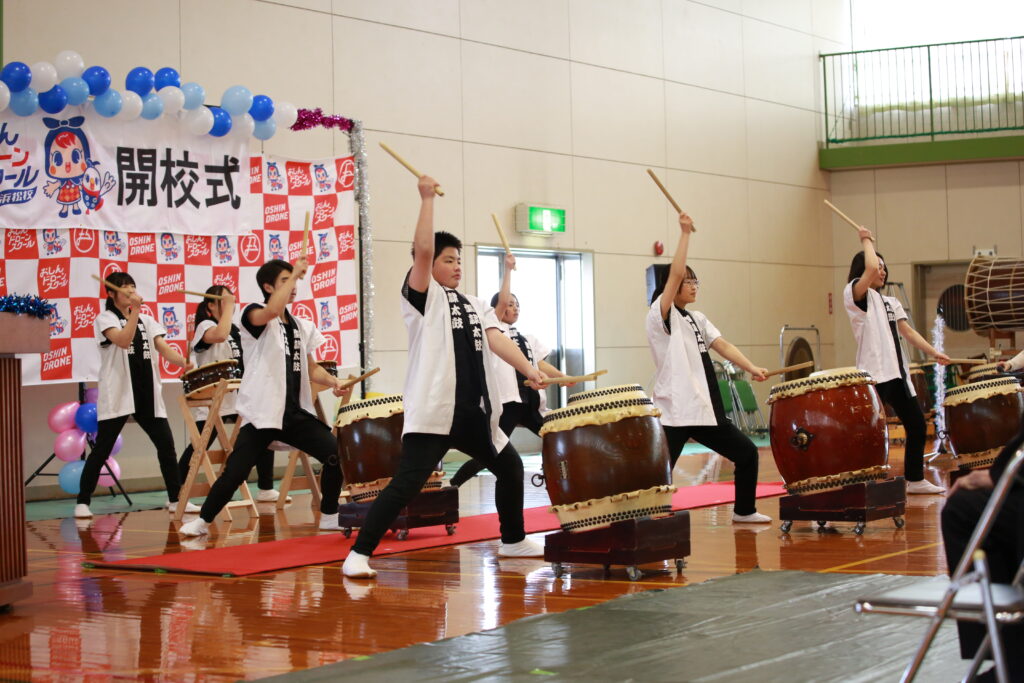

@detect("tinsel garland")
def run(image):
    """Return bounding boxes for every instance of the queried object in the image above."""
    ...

[348,119,374,393]
[0,293,56,319]
[931,314,946,437]
[291,108,354,132]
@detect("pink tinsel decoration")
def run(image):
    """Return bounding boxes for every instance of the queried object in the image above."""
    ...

[291,107,354,132]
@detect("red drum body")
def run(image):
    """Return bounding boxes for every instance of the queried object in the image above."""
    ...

[943,378,1024,469]
[909,368,933,413]
[180,360,239,399]
[768,367,889,495]
[541,393,673,532]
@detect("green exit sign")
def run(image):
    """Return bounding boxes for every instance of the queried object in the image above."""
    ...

[515,203,566,235]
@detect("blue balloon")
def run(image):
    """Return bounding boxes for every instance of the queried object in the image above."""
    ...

[93,89,122,118]
[154,67,180,90]
[248,94,274,122]
[81,65,110,96]
[140,92,164,120]
[9,88,38,116]
[61,77,90,105]
[125,66,154,97]
[38,85,68,114]
[58,460,85,495]
[220,85,252,117]
[209,106,232,137]
[181,81,205,110]
[253,117,276,140]
[74,402,98,433]
[1,61,31,93]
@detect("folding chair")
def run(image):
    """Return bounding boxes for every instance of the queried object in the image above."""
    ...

[732,379,768,437]
[854,446,1024,682]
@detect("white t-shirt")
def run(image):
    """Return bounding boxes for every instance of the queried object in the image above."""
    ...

[645,302,722,427]
[189,319,243,420]
[843,280,915,395]
[487,318,552,413]
[94,310,167,421]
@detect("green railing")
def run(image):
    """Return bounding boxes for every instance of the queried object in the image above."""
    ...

[821,36,1024,146]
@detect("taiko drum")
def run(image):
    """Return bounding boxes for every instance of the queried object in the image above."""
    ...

[943,377,1024,469]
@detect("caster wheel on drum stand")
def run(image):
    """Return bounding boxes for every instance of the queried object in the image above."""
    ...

[893,516,906,529]
[342,528,353,538]
[445,524,456,536]
[551,562,564,578]
[675,559,686,572]
[625,566,643,582]
[853,522,866,535]
[816,521,828,532]
[780,520,793,533]
[396,529,409,541]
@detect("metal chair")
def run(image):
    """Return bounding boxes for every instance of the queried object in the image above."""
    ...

[854,446,1024,682]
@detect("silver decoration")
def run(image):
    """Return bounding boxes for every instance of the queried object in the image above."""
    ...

[931,314,946,436]
[349,120,374,394]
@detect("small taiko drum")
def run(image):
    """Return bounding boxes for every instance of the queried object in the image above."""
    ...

[540,393,674,533]
[768,367,890,495]
[335,395,443,502]
[180,360,240,399]
[317,360,338,377]
[943,377,1024,469]
[566,384,647,405]
[965,362,1003,384]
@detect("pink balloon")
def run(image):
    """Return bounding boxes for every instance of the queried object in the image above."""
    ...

[97,457,121,488]
[110,434,124,456]
[83,387,99,404]
[47,401,80,434]
[53,428,87,462]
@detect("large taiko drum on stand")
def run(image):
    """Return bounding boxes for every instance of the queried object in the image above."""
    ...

[540,392,674,533]
[965,255,1024,331]
[964,362,1003,384]
[335,394,443,502]
[943,377,1024,469]
[768,367,890,495]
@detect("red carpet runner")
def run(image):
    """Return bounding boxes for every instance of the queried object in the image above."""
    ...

[85,481,786,577]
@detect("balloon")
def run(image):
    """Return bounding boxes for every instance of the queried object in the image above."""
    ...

[154,67,180,90]
[117,91,143,120]
[48,401,81,433]
[209,106,232,137]
[231,113,254,139]
[54,429,87,462]
[74,402,98,433]
[181,81,205,110]
[140,92,164,120]
[253,117,276,140]
[110,434,124,456]
[184,106,214,135]
[0,62,31,93]
[81,66,111,96]
[61,77,89,105]
[125,66,154,97]
[58,460,85,495]
[248,94,274,122]
[83,387,99,404]
[93,88,122,118]
[220,85,252,116]
[38,85,68,114]
[54,50,85,80]
[97,457,121,488]
[30,61,57,93]
[9,88,38,116]
[273,101,298,128]
[0,82,9,112]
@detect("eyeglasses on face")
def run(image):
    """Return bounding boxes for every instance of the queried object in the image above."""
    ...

[683,278,700,288]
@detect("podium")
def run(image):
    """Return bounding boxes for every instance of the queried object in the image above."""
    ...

[0,313,48,608]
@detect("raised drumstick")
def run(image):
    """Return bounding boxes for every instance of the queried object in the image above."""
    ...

[526,369,608,387]
[764,361,815,378]
[491,213,512,254]
[824,200,874,242]
[646,169,696,232]
[379,142,444,196]
[91,273,130,295]
[177,289,225,300]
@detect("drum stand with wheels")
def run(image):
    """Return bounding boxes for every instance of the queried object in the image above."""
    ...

[336,486,460,540]
[778,478,906,535]
[176,379,258,523]
[544,511,691,582]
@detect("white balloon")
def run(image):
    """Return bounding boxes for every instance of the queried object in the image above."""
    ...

[273,101,298,128]
[184,107,214,136]
[0,82,10,112]
[31,62,58,93]
[54,50,85,80]
[117,91,143,120]
[231,113,255,139]
[158,86,185,115]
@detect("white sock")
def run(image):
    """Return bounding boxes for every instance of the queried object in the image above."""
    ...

[342,551,377,578]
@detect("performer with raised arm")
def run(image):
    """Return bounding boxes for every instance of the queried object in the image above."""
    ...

[178,256,351,536]
[844,226,950,494]
[76,272,195,519]
[646,213,771,524]
[343,176,546,579]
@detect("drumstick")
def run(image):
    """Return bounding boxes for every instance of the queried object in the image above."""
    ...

[491,213,512,254]
[646,169,697,232]
[764,361,814,378]
[300,211,311,257]
[176,289,225,300]
[379,142,444,196]
[824,200,873,241]
[91,273,130,295]
[946,358,989,365]
[526,369,608,387]
[337,367,380,390]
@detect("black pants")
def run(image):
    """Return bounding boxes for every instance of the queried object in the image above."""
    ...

[450,401,542,487]
[663,421,759,516]
[78,413,178,505]
[941,486,1024,675]
[198,409,341,523]
[177,416,275,494]
[876,377,926,481]
[352,407,526,555]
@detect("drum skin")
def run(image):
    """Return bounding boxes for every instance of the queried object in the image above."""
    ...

[769,383,888,487]
[338,413,404,485]
[945,393,1024,457]
[541,415,671,507]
